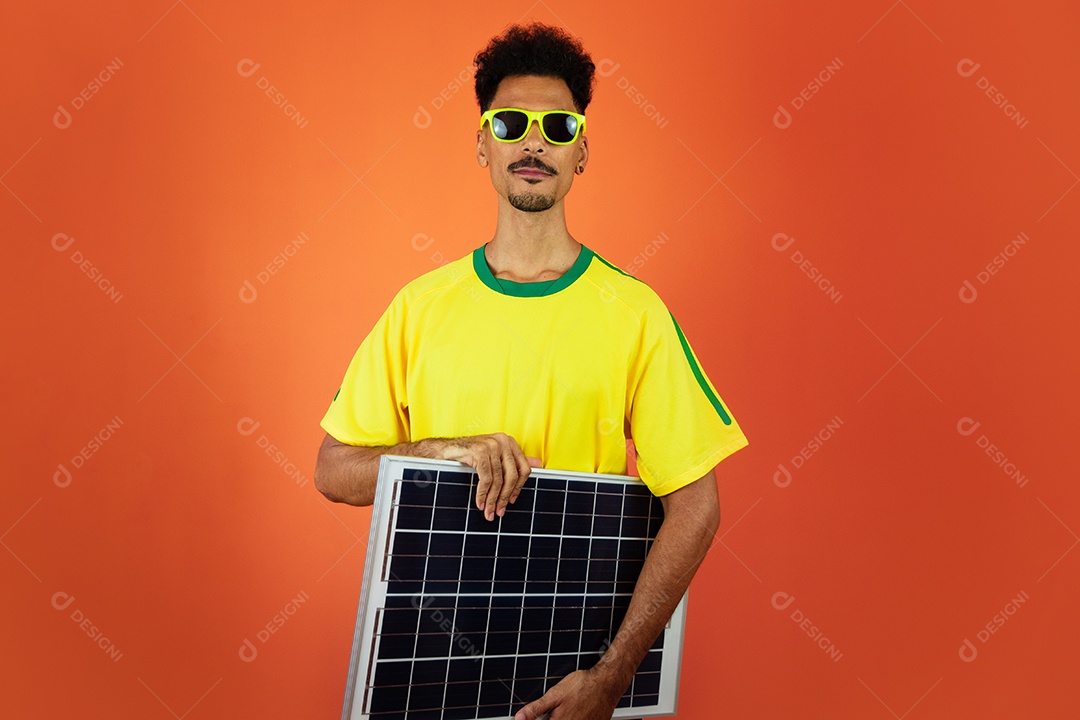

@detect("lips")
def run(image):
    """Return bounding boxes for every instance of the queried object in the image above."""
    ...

[514,169,550,177]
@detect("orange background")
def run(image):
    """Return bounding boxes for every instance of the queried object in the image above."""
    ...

[4,1,1078,718]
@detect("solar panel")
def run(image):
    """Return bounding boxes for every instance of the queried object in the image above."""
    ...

[340,455,688,720]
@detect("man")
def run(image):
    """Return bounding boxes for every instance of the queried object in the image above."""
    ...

[314,21,749,720]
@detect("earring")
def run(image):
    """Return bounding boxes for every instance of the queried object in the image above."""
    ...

[577,165,584,174]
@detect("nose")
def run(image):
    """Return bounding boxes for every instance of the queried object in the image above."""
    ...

[520,117,546,151]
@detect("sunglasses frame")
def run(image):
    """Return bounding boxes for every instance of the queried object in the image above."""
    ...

[480,107,587,145]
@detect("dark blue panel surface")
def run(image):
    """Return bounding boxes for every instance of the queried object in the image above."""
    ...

[359,464,673,720]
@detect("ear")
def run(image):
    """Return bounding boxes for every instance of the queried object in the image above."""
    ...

[476,129,488,168]
[576,134,589,173]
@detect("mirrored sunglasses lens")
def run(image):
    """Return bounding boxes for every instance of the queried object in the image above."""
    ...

[492,111,528,140]
[543,113,577,143]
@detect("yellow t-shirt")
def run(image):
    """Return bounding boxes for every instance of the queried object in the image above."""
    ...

[320,243,748,496]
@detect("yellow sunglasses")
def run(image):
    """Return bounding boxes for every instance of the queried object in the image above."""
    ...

[480,107,587,145]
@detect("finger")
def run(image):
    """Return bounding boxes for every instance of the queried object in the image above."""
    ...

[473,451,492,512]
[527,456,543,467]
[514,687,560,720]
[507,449,534,506]
[483,439,504,520]
[495,441,527,516]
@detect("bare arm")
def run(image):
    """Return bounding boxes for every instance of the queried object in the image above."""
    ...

[515,467,721,719]
[313,432,542,518]
[594,468,720,680]
[313,433,450,506]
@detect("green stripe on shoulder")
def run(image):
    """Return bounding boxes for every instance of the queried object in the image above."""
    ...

[592,252,733,424]
[670,313,733,425]
[592,252,643,281]
[333,387,340,402]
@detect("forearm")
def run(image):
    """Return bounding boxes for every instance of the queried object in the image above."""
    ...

[592,483,720,687]
[313,435,449,506]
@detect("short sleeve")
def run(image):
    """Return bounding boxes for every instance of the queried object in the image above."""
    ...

[628,307,749,495]
[319,289,410,446]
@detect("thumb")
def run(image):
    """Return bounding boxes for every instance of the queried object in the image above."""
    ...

[527,456,543,467]
[515,689,558,720]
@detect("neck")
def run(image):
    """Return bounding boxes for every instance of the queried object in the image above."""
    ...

[486,196,580,281]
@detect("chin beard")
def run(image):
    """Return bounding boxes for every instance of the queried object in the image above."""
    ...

[508,190,555,213]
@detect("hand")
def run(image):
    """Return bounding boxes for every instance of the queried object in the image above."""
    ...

[514,667,625,720]
[435,432,542,520]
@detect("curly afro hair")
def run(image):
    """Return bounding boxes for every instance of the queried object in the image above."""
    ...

[473,22,596,115]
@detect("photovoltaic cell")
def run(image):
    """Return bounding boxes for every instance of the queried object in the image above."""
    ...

[341,456,687,720]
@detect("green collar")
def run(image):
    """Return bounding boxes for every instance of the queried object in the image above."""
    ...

[473,242,594,297]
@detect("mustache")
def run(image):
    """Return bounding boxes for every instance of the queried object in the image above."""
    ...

[509,157,557,175]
